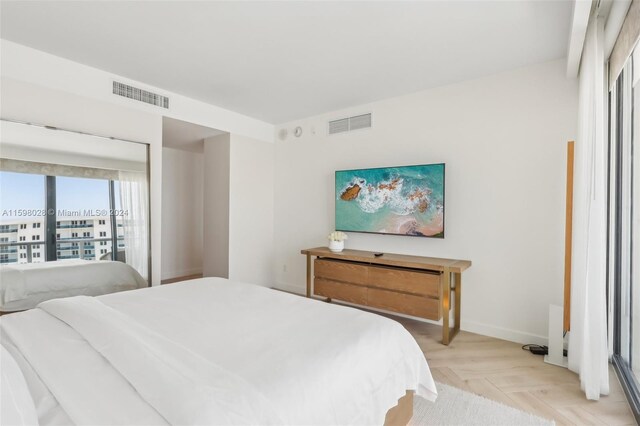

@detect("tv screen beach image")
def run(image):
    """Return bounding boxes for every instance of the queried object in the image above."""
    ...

[335,163,445,238]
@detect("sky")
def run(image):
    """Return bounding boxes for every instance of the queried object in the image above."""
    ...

[0,172,112,222]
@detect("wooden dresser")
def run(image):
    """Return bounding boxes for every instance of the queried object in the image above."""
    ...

[301,247,471,345]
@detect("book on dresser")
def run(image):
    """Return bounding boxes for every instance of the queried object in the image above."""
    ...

[300,247,471,345]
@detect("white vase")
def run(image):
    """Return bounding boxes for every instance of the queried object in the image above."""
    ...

[329,240,344,253]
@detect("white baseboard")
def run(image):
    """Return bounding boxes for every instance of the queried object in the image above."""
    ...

[162,267,203,281]
[272,281,549,346]
[462,320,548,346]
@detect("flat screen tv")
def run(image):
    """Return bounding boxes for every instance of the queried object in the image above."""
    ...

[335,163,445,238]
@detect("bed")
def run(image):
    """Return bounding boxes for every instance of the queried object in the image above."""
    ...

[0,259,148,312]
[0,277,437,425]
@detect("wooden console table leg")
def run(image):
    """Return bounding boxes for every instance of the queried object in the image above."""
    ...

[306,253,311,298]
[442,269,462,345]
[442,268,451,345]
[454,272,461,338]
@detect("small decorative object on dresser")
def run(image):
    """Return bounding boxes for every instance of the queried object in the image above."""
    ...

[327,231,348,253]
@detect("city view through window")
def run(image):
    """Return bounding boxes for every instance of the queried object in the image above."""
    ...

[0,171,125,264]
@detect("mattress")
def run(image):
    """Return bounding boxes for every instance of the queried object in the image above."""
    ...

[1,278,437,425]
[0,259,147,312]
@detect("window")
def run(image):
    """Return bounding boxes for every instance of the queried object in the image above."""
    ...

[609,46,640,417]
[33,253,40,258]
[0,111,153,267]
[0,172,45,264]
[1,161,145,269]
[0,238,7,243]
[55,176,114,261]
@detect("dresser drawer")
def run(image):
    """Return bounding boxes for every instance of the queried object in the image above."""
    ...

[314,278,368,305]
[368,266,441,298]
[367,287,441,320]
[314,258,368,286]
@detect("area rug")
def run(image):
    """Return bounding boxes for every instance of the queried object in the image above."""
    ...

[410,383,554,426]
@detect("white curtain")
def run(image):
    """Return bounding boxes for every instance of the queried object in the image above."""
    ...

[568,14,610,400]
[119,171,149,282]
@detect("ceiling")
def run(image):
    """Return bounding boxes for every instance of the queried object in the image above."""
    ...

[0,1,573,124]
[162,117,225,153]
[1,120,147,171]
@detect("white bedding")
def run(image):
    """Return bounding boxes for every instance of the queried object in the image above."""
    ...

[1,278,437,425]
[0,260,147,312]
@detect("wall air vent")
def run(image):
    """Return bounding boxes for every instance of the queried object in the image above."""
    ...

[112,81,169,109]
[328,113,372,135]
[329,118,350,134]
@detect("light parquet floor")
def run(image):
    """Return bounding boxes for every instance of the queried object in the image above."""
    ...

[388,313,637,426]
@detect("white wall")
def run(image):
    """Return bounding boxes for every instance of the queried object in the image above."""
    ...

[0,77,164,285]
[274,59,578,345]
[163,133,276,285]
[228,134,275,286]
[1,40,276,285]
[203,134,230,278]
[0,40,273,142]
[199,133,275,285]
[161,148,204,280]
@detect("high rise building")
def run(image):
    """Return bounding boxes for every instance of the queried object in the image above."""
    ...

[0,216,124,264]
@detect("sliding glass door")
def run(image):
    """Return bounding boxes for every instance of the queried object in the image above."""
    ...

[610,46,640,418]
[634,53,640,384]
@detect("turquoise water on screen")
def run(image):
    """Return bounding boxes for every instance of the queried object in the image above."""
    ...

[335,163,444,237]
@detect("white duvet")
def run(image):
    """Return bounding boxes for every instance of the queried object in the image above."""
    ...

[1,278,437,425]
[0,259,148,312]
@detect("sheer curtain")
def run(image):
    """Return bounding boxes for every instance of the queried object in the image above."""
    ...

[119,171,149,282]
[568,14,610,400]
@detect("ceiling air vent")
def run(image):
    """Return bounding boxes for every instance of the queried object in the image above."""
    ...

[113,81,169,109]
[328,113,372,135]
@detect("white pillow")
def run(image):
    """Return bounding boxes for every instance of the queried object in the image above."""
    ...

[1,344,39,425]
